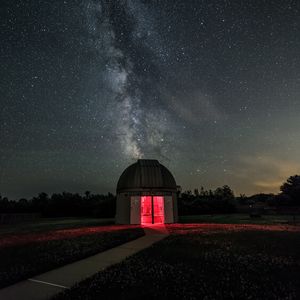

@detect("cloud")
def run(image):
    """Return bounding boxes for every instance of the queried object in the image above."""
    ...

[235,155,300,193]
[171,92,224,125]
[254,180,283,189]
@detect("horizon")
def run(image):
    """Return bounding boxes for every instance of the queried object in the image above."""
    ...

[0,171,285,201]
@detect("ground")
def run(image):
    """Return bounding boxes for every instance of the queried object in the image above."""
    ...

[54,222,300,300]
[1,215,300,299]
[179,213,299,225]
[0,218,143,288]
[0,217,114,236]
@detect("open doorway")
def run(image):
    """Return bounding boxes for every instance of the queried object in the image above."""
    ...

[141,196,164,224]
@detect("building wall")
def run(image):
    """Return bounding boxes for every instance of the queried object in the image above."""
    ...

[116,191,178,224]
[173,193,178,222]
[115,193,130,224]
[130,196,141,224]
[164,195,174,223]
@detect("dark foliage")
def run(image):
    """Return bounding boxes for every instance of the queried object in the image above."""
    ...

[280,175,300,205]
[178,185,236,215]
[0,192,116,218]
[1,174,299,217]
[247,193,275,204]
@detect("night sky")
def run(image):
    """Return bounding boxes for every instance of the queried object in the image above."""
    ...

[1,0,300,199]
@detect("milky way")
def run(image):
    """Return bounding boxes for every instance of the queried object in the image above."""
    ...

[84,1,175,160]
[1,0,300,198]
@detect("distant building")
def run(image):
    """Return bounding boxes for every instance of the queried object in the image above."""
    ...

[116,159,178,224]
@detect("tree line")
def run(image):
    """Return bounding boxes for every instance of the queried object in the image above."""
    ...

[0,175,299,217]
[178,185,236,215]
[179,175,300,215]
[0,191,116,218]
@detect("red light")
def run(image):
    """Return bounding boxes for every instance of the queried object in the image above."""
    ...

[141,196,164,224]
[141,196,152,224]
[0,225,139,249]
[153,196,164,224]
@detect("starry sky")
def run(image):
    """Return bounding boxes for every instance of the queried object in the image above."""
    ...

[1,0,300,199]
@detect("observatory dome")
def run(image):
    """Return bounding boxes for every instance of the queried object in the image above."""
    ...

[117,159,177,193]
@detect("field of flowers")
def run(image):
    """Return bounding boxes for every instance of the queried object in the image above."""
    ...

[54,224,300,300]
[0,226,144,288]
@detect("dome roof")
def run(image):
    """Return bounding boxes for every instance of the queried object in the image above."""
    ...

[117,159,177,193]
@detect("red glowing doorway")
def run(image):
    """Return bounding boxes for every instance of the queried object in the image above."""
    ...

[141,196,164,224]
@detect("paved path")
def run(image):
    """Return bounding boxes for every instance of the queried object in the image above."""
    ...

[0,225,169,300]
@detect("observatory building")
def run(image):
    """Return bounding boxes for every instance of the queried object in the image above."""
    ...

[116,159,178,224]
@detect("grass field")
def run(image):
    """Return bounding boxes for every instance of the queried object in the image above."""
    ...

[0,219,144,288]
[0,214,294,238]
[0,217,114,236]
[179,214,298,225]
[54,224,300,300]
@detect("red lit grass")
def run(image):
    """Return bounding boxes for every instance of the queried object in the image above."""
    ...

[0,226,144,288]
[54,224,300,300]
[0,225,139,249]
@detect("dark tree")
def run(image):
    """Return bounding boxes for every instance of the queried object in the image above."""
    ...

[84,191,91,199]
[214,185,235,202]
[280,175,300,205]
[178,185,236,215]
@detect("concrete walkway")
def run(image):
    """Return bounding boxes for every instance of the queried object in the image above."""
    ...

[0,225,169,300]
